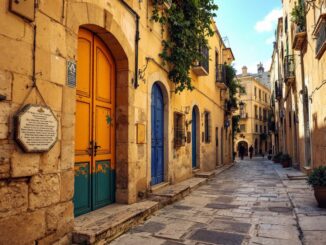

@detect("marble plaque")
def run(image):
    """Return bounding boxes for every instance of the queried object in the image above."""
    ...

[15,104,58,153]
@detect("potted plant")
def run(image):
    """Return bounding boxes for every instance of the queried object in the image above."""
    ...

[307,166,326,208]
[281,154,292,168]
[273,152,283,163]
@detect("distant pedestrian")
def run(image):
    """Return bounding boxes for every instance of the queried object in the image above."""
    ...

[239,144,245,160]
[249,145,254,159]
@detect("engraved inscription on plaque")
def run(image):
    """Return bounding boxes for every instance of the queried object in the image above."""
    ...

[15,104,58,153]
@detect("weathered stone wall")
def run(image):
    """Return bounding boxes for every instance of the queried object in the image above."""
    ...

[0,0,234,243]
[276,0,326,171]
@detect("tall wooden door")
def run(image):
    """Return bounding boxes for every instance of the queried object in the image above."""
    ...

[192,108,197,169]
[151,84,164,185]
[74,29,115,217]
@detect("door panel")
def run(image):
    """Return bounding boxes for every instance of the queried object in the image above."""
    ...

[74,162,92,215]
[74,29,115,217]
[151,84,164,185]
[76,37,92,97]
[192,108,197,168]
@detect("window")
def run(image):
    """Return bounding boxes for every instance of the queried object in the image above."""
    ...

[254,87,257,98]
[259,107,262,120]
[240,124,246,132]
[259,90,261,100]
[204,111,211,143]
[265,93,267,103]
[263,109,267,121]
[255,124,258,133]
[264,126,267,133]
[260,125,263,133]
[255,105,258,119]
[174,112,185,147]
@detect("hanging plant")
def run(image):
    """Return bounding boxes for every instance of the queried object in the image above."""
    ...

[291,2,306,32]
[151,0,218,93]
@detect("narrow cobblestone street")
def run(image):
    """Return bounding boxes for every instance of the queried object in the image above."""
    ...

[111,158,326,245]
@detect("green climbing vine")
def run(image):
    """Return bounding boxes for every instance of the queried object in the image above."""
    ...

[151,0,218,93]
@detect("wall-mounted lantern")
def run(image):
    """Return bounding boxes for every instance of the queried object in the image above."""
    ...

[239,101,245,111]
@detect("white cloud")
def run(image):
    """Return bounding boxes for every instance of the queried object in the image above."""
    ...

[255,9,282,32]
[265,36,275,45]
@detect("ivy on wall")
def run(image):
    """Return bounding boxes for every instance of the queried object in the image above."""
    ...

[151,0,218,93]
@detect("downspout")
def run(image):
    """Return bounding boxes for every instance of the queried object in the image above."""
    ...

[119,0,140,89]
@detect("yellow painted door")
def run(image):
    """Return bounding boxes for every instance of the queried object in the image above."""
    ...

[74,29,116,216]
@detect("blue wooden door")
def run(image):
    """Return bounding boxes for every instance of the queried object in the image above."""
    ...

[192,108,197,168]
[151,84,164,185]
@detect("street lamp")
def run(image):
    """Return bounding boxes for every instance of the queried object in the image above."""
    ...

[239,101,245,110]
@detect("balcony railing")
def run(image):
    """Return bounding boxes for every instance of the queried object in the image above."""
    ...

[275,82,283,100]
[284,55,295,83]
[215,64,227,88]
[192,47,209,76]
[315,14,326,59]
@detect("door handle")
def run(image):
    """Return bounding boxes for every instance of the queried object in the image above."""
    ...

[94,142,101,156]
[87,140,94,156]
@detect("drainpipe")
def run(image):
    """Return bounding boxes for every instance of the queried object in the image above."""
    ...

[119,0,140,89]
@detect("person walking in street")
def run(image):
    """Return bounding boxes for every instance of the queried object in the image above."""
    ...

[239,144,245,160]
[249,145,254,159]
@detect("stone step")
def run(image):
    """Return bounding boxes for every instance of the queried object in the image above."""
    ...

[195,163,235,179]
[148,177,207,207]
[72,201,159,244]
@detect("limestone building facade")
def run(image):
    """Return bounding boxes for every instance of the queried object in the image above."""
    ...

[0,0,234,243]
[234,65,272,156]
[270,0,326,170]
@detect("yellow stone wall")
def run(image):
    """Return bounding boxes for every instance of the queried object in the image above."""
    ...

[0,0,234,243]
[234,69,272,155]
[272,0,326,170]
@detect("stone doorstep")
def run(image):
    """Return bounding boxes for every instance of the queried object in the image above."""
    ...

[195,163,235,179]
[72,201,159,244]
[150,182,170,194]
[149,177,208,199]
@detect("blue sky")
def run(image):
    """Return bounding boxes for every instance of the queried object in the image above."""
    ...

[214,0,282,74]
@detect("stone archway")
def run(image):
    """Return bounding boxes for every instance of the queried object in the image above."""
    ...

[66,0,134,204]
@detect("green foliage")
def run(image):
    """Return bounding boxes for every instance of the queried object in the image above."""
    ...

[273,152,283,162]
[226,65,246,145]
[281,154,292,162]
[291,1,306,31]
[308,166,326,187]
[151,0,218,92]
[232,115,241,138]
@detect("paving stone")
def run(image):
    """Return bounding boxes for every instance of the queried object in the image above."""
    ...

[133,221,166,233]
[210,219,251,234]
[268,207,293,213]
[205,203,240,209]
[189,229,245,245]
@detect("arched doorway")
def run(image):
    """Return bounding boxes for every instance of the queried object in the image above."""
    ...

[192,106,200,169]
[151,83,164,185]
[237,141,249,156]
[74,29,116,216]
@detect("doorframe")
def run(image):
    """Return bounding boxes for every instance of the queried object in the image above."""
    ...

[74,25,130,204]
[147,80,170,187]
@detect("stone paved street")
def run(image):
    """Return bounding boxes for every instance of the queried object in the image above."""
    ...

[111,158,326,245]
